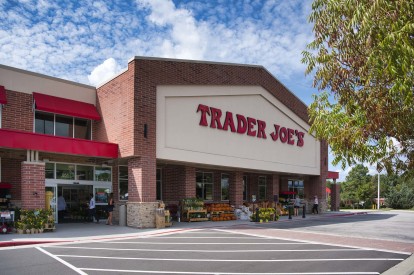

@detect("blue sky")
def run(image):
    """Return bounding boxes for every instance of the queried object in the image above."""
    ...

[0,0,373,181]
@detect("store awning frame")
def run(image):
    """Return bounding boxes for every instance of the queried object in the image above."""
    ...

[33,92,101,120]
[0,85,7,104]
[0,128,118,158]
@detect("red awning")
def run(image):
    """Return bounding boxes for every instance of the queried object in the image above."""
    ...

[280,191,297,195]
[0,183,12,189]
[33,92,101,120]
[327,171,339,179]
[0,85,7,104]
[0,128,118,158]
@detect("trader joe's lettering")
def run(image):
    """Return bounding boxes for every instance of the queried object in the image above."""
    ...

[197,104,304,147]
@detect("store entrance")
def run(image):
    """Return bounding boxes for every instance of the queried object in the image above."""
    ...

[58,184,92,223]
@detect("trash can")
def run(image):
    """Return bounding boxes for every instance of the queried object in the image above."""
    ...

[119,204,126,226]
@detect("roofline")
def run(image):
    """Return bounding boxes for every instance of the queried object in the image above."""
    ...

[128,56,308,108]
[97,56,309,109]
[0,63,95,90]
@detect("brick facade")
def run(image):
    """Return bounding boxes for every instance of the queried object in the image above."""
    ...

[21,161,45,209]
[1,57,331,228]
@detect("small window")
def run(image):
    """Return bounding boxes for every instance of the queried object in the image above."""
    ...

[56,163,75,180]
[45,162,55,179]
[95,167,112,182]
[156,168,162,200]
[95,188,110,204]
[35,112,54,135]
[74,118,91,139]
[221,174,230,201]
[119,166,128,201]
[76,165,94,181]
[258,176,267,201]
[196,172,213,200]
[55,115,73,137]
[243,175,248,201]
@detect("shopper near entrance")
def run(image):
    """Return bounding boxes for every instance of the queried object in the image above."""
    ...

[89,194,99,223]
[294,195,301,216]
[57,193,67,221]
[312,195,319,214]
[106,193,114,225]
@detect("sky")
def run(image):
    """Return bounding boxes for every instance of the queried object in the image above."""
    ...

[0,0,380,181]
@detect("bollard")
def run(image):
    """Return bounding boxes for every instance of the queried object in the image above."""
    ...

[302,205,306,218]
[288,205,292,219]
[255,208,259,222]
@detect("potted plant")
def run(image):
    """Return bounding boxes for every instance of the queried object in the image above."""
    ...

[15,221,24,234]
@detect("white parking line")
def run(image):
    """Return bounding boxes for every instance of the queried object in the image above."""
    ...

[153,236,264,238]
[214,229,412,255]
[36,247,87,275]
[47,245,361,252]
[55,254,404,262]
[79,268,381,274]
[103,241,310,245]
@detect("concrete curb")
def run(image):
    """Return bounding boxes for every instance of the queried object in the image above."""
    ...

[381,253,414,275]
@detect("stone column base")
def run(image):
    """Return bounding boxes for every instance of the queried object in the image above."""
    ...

[126,202,158,228]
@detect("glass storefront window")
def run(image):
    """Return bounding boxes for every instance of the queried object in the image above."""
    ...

[34,111,92,140]
[35,112,54,135]
[258,176,266,201]
[76,165,94,181]
[45,162,55,179]
[119,166,128,201]
[221,174,229,201]
[74,118,91,139]
[156,168,162,200]
[95,167,111,182]
[56,163,75,180]
[288,179,304,198]
[55,115,73,137]
[95,188,110,204]
[243,175,248,201]
[196,172,213,200]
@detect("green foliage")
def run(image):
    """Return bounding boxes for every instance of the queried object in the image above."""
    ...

[302,0,414,176]
[19,209,54,229]
[386,183,414,209]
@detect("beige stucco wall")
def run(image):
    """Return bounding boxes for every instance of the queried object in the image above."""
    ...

[0,64,96,104]
[156,85,320,175]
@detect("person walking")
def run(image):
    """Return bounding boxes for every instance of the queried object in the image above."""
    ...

[57,193,67,222]
[89,194,99,223]
[106,193,114,225]
[293,195,301,216]
[312,195,319,214]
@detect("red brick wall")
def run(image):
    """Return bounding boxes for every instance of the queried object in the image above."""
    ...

[162,165,196,205]
[268,174,280,202]
[330,182,340,211]
[128,157,156,202]
[229,171,243,207]
[95,67,134,157]
[21,162,45,209]
[2,89,33,132]
[0,152,24,202]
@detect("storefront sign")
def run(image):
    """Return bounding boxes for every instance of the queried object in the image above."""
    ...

[197,104,305,147]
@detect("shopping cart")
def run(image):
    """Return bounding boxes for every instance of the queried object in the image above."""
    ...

[0,210,14,234]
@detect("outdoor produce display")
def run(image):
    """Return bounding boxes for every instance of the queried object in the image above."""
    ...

[206,203,236,221]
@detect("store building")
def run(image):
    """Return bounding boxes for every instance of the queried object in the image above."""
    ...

[0,57,339,227]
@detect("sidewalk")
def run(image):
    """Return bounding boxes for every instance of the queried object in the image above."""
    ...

[0,210,366,247]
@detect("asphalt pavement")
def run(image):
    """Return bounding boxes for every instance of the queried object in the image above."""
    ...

[0,210,413,275]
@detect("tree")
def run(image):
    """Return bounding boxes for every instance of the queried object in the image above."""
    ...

[341,164,375,208]
[302,0,414,176]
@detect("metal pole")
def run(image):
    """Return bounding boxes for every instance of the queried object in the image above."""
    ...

[377,172,380,210]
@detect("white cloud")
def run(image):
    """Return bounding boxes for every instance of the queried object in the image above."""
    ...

[88,58,122,86]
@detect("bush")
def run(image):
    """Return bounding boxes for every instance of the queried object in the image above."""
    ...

[386,184,414,209]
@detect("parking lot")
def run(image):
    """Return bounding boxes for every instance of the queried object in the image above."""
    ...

[25,228,408,274]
